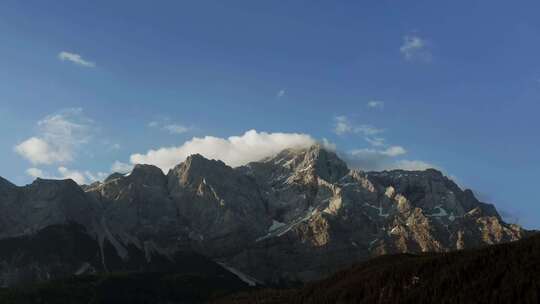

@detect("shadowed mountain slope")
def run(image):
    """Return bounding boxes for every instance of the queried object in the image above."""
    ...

[216,232,540,304]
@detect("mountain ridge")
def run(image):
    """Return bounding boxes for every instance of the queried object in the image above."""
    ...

[0,144,526,285]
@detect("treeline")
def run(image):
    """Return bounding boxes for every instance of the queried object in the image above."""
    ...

[216,233,540,304]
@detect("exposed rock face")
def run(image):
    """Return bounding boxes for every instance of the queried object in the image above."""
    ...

[0,145,526,285]
[0,178,98,239]
[167,154,269,257]
[227,147,524,283]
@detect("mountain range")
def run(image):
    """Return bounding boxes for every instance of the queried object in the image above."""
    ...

[0,144,526,287]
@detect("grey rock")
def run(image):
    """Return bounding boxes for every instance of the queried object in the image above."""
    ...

[0,144,527,285]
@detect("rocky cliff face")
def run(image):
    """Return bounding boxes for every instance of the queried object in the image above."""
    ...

[0,145,526,285]
[0,178,98,239]
[227,146,524,282]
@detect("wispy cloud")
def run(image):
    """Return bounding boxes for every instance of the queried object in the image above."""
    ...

[332,114,435,171]
[346,147,434,171]
[277,89,286,98]
[148,118,190,135]
[367,100,384,109]
[163,124,189,134]
[333,116,384,136]
[400,35,432,62]
[14,108,94,165]
[381,146,407,157]
[58,51,96,67]
[365,137,385,147]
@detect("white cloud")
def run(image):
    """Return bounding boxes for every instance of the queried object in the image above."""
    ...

[58,167,87,184]
[400,35,432,62]
[58,51,95,67]
[26,167,45,179]
[277,89,286,98]
[333,116,383,136]
[367,100,384,109]
[130,129,316,171]
[381,146,407,157]
[163,124,189,134]
[15,137,61,165]
[111,161,133,173]
[14,108,94,165]
[321,138,337,151]
[148,121,159,128]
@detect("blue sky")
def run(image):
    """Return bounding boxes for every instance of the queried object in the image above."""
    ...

[1,1,539,228]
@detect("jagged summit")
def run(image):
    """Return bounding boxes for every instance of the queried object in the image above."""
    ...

[184,153,227,166]
[167,153,233,190]
[303,144,349,183]
[245,144,349,185]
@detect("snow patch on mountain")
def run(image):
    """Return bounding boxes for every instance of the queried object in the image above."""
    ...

[257,207,318,242]
[217,262,260,287]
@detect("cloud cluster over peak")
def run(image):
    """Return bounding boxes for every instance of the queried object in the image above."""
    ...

[130,130,316,171]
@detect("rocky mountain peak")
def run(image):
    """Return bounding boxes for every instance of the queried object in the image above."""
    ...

[129,164,166,184]
[258,144,349,183]
[303,144,349,183]
[131,163,164,175]
[168,154,231,188]
[184,153,229,171]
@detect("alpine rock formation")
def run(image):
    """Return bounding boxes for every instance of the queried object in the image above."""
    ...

[0,145,525,286]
